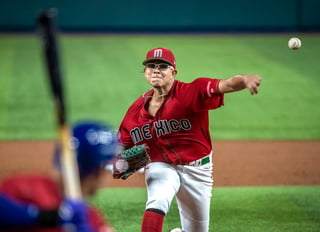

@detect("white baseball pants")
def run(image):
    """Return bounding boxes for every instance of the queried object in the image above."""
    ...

[144,158,213,232]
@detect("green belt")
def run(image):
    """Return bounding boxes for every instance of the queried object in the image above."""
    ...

[188,155,211,166]
[201,156,210,165]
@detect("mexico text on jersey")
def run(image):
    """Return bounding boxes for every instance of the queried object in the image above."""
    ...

[119,78,224,165]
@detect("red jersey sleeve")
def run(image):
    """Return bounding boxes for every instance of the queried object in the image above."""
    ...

[179,78,224,112]
[119,120,133,147]
[0,175,62,208]
[118,96,146,148]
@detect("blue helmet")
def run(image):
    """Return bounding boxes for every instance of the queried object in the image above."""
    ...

[55,121,120,178]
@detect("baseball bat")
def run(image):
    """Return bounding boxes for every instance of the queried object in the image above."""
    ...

[37,9,82,199]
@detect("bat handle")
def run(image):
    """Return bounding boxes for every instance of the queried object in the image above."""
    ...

[60,125,82,199]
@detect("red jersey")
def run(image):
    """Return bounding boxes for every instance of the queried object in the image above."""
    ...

[0,175,110,232]
[119,78,224,165]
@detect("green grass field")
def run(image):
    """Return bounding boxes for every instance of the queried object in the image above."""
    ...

[1,34,319,231]
[90,186,320,232]
[0,34,320,139]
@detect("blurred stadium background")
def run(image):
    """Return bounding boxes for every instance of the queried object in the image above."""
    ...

[0,0,319,33]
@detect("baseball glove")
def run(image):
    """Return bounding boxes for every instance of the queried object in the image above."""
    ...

[112,144,150,180]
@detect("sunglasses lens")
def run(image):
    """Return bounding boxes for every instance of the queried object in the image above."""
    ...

[146,63,171,70]
[159,64,169,69]
[146,63,156,69]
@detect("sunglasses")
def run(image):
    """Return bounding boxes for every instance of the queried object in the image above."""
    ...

[145,63,173,70]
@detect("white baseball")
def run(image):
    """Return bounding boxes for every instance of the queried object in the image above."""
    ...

[115,159,129,172]
[288,37,301,50]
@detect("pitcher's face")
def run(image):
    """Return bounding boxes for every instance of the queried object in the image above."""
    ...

[144,61,176,88]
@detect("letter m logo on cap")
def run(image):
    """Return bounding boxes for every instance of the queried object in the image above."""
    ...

[153,49,163,58]
[143,47,176,68]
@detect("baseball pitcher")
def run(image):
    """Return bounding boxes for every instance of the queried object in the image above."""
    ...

[115,47,261,232]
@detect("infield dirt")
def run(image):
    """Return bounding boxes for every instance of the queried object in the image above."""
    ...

[0,140,319,187]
